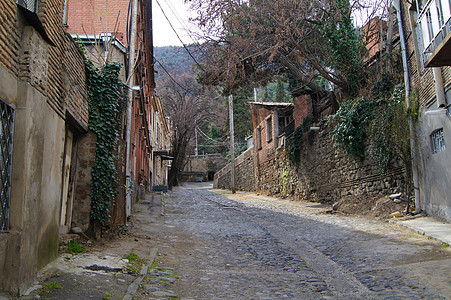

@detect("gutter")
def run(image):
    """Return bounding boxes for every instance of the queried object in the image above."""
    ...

[392,0,421,214]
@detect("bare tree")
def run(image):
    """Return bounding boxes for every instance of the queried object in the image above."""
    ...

[157,72,219,188]
[188,0,387,100]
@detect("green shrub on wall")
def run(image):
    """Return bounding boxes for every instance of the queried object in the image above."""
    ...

[85,60,127,225]
[332,77,419,172]
[332,97,376,161]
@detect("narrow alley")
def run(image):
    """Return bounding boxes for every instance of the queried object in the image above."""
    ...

[27,183,451,299]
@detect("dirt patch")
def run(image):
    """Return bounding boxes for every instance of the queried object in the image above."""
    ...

[332,195,414,219]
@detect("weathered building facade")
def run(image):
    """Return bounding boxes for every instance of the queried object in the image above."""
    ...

[66,0,172,210]
[399,0,451,221]
[0,0,89,294]
[69,34,128,230]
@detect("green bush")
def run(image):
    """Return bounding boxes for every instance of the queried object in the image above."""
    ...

[65,240,86,254]
[332,98,376,161]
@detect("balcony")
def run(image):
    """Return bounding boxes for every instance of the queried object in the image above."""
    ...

[425,18,451,67]
[417,0,451,67]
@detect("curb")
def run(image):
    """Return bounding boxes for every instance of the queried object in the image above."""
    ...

[123,247,158,300]
[391,217,451,245]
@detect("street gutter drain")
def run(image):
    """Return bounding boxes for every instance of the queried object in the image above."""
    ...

[84,264,123,272]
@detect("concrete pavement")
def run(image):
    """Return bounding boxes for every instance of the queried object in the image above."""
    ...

[396,215,451,245]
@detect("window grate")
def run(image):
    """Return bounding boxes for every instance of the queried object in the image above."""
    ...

[16,0,39,12]
[431,128,446,154]
[0,100,14,232]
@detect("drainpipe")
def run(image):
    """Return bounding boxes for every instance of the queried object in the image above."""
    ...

[125,0,138,218]
[393,0,421,213]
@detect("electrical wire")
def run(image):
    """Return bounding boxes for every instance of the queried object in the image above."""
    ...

[154,0,205,72]
[162,0,200,46]
[154,57,188,91]
[196,126,230,145]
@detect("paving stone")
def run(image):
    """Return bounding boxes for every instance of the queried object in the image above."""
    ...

[136,187,451,299]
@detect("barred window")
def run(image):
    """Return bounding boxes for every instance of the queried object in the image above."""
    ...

[16,0,39,12]
[431,128,446,154]
[0,100,14,232]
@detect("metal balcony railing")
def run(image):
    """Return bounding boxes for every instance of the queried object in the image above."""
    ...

[0,100,14,232]
[417,0,451,64]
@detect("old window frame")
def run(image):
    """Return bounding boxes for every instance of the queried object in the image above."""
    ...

[431,128,446,153]
[266,116,272,142]
[415,0,451,66]
[0,99,15,232]
[256,127,262,150]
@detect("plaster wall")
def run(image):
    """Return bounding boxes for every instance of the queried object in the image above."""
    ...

[0,0,89,293]
[418,113,451,222]
[401,0,451,222]
[0,64,65,294]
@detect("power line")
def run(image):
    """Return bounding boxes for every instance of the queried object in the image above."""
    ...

[154,57,187,91]
[154,0,205,72]
[162,0,200,46]
[196,126,230,145]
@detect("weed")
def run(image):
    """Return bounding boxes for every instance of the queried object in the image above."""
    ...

[150,258,160,269]
[40,281,64,294]
[124,252,144,275]
[444,243,449,248]
[102,292,112,299]
[124,252,141,263]
[65,240,86,254]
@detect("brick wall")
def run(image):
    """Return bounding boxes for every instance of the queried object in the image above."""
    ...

[66,0,130,45]
[0,1,20,76]
[293,95,313,128]
[400,0,451,107]
[0,0,88,126]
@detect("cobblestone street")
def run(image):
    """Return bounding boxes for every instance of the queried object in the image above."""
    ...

[142,183,451,299]
[22,183,451,300]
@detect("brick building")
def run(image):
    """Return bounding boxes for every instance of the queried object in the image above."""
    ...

[398,0,451,221]
[66,0,172,208]
[65,0,130,46]
[0,0,89,294]
[69,34,129,230]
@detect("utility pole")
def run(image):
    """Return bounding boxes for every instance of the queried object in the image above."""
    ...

[125,0,138,218]
[228,95,236,193]
[195,127,198,156]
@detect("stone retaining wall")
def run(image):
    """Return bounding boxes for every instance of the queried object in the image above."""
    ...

[214,148,256,191]
[216,125,406,204]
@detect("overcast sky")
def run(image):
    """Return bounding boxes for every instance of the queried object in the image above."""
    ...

[151,0,381,46]
[152,0,195,47]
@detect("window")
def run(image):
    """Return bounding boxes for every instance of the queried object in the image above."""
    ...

[256,128,262,150]
[431,128,446,153]
[416,0,451,66]
[0,100,14,232]
[266,117,272,142]
[16,0,39,12]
